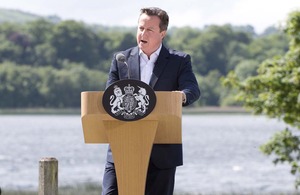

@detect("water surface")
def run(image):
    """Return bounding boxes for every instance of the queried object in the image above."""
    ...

[0,114,297,194]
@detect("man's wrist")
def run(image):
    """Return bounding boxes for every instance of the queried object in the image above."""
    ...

[181,91,187,104]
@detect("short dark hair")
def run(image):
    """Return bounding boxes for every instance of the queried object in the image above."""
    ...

[140,7,169,32]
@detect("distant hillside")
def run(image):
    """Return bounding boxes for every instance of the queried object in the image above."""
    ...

[0,8,134,33]
[0,8,61,23]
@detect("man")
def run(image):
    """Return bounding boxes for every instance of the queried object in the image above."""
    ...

[102,7,200,195]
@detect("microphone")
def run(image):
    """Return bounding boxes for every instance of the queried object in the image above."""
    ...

[116,53,130,79]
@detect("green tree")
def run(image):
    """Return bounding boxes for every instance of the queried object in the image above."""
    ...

[41,63,107,107]
[0,61,107,108]
[117,32,136,51]
[25,19,57,66]
[185,24,252,76]
[247,32,289,63]
[0,22,34,64]
[223,10,300,187]
[197,70,222,106]
[220,59,260,106]
[0,34,22,63]
[50,20,100,68]
[167,26,201,52]
[0,62,44,107]
[32,43,57,66]
[25,19,54,45]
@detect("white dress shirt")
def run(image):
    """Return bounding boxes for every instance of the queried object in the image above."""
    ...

[139,45,162,84]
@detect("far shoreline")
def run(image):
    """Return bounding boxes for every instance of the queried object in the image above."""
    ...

[0,106,250,115]
[183,106,250,115]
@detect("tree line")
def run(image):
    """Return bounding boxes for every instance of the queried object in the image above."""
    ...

[0,19,289,108]
[224,10,300,188]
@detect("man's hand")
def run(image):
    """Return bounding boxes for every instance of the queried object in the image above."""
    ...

[174,91,186,104]
[181,91,186,104]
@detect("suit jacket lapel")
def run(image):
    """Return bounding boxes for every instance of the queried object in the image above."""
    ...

[127,47,140,80]
[149,45,169,88]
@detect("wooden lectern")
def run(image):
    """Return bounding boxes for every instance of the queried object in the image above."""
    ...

[81,91,182,195]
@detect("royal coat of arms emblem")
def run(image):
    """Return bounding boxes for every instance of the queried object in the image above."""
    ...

[102,79,156,121]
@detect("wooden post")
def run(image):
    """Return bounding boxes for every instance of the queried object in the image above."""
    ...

[39,157,58,195]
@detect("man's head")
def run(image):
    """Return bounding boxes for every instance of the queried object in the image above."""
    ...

[140,7,169,32]
[136,7,169,57]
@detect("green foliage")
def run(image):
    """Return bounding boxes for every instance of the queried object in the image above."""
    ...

[247,32,289,63]
[260,128,300,187]
[0,9,293,107]
[285,11,300,47]
[197,70,222,106]
[234,60,260,80]
[223,10,300,188]
[0,61,107,108]
[25,19,54,45]
[50,20,101,68]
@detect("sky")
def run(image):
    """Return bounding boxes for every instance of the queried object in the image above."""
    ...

[1,0,300,33]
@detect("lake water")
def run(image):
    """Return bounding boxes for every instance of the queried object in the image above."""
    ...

[0,114,298,194]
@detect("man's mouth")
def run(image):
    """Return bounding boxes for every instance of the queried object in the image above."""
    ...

[141,40,147,44]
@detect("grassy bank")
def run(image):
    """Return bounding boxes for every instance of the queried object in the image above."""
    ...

[182,106,249,115]
[0,106,249,115]
[3,190,300,195]
[0,108,81,115]
[1,184,300,195]
[1,184,100,195]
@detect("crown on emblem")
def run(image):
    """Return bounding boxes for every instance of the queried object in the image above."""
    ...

[124,84,134,94]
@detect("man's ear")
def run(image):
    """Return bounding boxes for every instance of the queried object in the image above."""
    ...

[161,30,167,39]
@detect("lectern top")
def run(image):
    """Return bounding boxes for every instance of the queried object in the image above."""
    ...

[81,91,182,144]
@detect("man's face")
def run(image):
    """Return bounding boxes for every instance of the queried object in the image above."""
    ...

[136,13,166,57]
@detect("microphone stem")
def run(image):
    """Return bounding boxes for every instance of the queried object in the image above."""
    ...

[126,62,130,79]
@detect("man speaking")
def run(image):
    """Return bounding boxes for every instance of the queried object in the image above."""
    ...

[102,7,200,195]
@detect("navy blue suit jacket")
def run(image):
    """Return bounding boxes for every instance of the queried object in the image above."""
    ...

[105,45,200,169]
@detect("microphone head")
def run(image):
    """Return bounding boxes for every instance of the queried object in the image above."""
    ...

[116,53,126,63]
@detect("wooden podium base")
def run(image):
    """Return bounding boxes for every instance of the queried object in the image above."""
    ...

[104,120,158,195]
